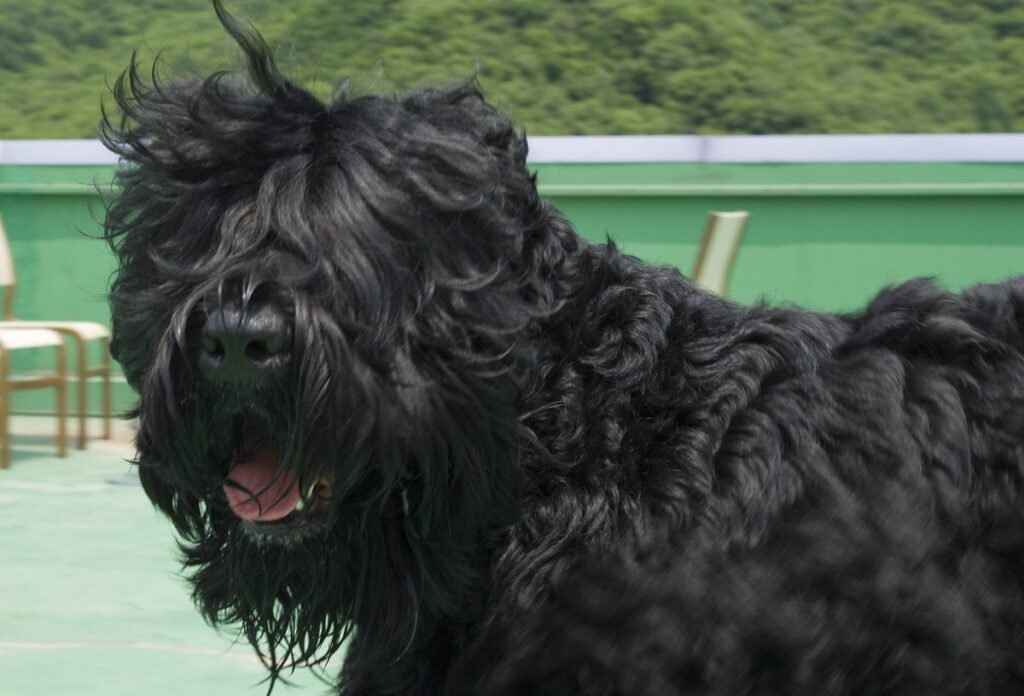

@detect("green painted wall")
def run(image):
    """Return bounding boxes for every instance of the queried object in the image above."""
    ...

[1,161,1023,414]
[0,165,118,415]
[537,162,1024,310]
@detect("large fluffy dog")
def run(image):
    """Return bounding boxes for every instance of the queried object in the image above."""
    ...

[102,5,1024,695]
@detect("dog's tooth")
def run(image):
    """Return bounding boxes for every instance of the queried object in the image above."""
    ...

[294,496,305,512]
[308,479,331,500]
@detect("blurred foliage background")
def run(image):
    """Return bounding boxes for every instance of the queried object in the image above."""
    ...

[3,0,1024,138]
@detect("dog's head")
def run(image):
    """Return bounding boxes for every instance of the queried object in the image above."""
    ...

[102,0,580,681]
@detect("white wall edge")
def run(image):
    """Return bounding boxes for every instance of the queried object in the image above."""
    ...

[525,134,1024,163]
[5,134,1024,165]
[0,140,120,165]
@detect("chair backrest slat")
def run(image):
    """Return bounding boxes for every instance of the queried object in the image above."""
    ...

[0,214,18,288]
[691,211,750,296]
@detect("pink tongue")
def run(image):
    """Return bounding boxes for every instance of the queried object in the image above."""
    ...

[223,441,300,522]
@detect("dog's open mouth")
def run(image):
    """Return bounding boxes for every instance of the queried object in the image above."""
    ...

[222,421,331,535]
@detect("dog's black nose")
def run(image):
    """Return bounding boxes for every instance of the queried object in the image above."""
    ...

[199,301,292,383]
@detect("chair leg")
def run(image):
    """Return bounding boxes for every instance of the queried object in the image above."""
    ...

[75,335,87,449]
[0,349,9,470]
[56,344,67,458]
[101,337,112,441]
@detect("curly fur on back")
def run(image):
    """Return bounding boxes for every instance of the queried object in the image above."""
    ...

[102,3,1024,694]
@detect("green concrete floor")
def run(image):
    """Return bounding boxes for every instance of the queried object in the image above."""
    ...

[1,418,339,695]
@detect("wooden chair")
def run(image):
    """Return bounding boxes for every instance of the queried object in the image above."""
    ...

[0,328,68,468]
[0,213,112,448]
[691,211,750,296]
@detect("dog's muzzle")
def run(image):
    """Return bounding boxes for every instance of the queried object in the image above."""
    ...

[193,292,332,532]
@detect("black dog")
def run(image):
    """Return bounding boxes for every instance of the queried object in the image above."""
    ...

[102,4,1024,695]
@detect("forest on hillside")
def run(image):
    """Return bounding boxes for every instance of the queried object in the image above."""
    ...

[2,0,1024,138]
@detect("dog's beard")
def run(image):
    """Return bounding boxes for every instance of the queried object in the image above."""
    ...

[130,295,379,680]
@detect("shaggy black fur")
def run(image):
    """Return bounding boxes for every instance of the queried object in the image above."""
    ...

[102,4,1024,695]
